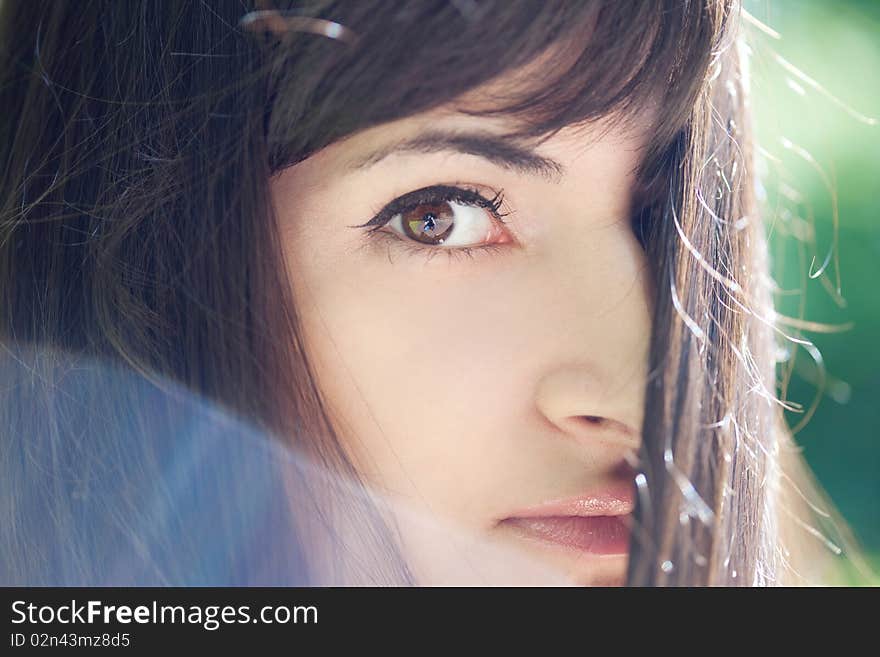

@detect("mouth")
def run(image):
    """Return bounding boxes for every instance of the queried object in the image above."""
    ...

[498,483,635,556]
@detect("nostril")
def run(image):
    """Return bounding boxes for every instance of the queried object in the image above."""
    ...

[565,415,641,450]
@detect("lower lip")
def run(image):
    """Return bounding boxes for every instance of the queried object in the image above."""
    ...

[500,515,631,555]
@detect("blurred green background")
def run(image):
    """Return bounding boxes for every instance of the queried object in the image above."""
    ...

[744,0,878,583]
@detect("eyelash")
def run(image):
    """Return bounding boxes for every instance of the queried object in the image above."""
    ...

[352,184,512,262]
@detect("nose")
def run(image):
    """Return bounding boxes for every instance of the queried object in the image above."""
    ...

[534,364,643,452]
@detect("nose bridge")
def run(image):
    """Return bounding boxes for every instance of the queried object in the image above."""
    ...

[531,220,651,450]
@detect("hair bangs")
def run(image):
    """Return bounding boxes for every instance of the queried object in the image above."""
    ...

[261,1,731,173]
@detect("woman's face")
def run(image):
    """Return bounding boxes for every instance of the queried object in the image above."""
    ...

[271,77,655,585]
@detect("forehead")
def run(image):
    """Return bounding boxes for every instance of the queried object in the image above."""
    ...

[278,46,661,184]
[319,108,658,179]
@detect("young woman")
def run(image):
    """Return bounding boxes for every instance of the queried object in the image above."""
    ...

[0,0,861,586]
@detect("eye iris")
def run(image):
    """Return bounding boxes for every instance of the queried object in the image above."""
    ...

[401,202,455,245]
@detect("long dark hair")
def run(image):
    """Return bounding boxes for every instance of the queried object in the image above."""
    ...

[0,0,855,585]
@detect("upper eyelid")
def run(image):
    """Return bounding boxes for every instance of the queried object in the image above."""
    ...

[350,184,506,229]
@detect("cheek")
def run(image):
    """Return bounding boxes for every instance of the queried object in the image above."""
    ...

[282,218,651,523]
[286,253,532,516]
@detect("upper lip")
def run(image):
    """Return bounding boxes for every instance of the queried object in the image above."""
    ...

[503,481,635,519]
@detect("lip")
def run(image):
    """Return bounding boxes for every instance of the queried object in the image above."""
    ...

[499,482,635,556]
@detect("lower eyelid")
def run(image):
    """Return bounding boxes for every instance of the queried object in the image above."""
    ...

[368,228,506,263]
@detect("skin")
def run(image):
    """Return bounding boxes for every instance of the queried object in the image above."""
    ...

[271,78,655,585]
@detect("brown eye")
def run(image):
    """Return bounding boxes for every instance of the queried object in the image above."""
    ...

[400,202,456,245]
[366,187,513,251]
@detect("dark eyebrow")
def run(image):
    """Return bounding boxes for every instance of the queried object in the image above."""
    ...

[348,130,565,181]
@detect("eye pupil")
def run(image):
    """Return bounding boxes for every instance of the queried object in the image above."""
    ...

[402,202,455,245]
